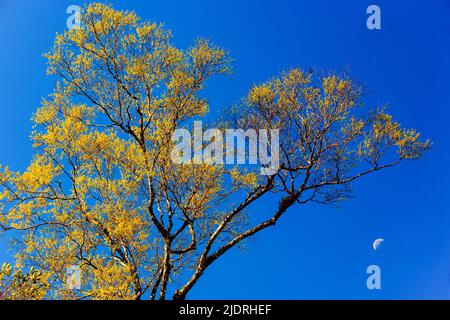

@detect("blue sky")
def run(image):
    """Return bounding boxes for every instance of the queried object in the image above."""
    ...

[0,0,449,299]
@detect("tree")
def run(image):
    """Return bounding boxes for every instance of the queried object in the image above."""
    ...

[0,263,48,300]
[0,3,429,300]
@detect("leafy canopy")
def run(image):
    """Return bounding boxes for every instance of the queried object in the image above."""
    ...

[0,3,429,300]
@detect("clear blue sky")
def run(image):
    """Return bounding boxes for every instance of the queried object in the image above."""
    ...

[0,0,449,299]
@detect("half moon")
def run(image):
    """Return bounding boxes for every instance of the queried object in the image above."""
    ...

[373,238,384,251]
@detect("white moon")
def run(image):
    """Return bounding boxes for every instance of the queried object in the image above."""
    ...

[373,238,384,251]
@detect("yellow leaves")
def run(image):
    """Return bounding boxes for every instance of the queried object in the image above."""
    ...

[41,2,231,159]
[54,33,65,47]
[0,3,433,302]
[337,79,349,91]
[246,69,357,133]
[73,53,93,70]
[372,113,395,138]
[126,58,146,77]
[0,166,15,202]
[167,69,195,91]
[33,104,93,149]
[86,3,138,31]
[0,264,49,300]
[1,263,12,277]
[93,20,106,36]
[67,104,92,120]
[164,46,183,65]
[107,208,144,241]
[136,23,157,38]
[91,260,135,299]
[229,167,258,189]
[0,2,237,300]
[164,163,224,218]
[94,131,114,149]
[279,68,312,93]
[396,129,431,159]
[323,75,339,95]
[342,116,364,138]
[190,39,226,68]
[20,155,55,192]
[17,201,34,218]
[122,33,137,48]
[85,2,105,15]
[356,111,430,161]
[323,75,351,97]
[248,83,275,105]
[77,131,123,157]
[242,68,430,180]
[33,104,57,124]
[67,28,87,47]
[126,59,146,78]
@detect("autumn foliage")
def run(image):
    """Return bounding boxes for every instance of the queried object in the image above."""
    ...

[0,3,429,299]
